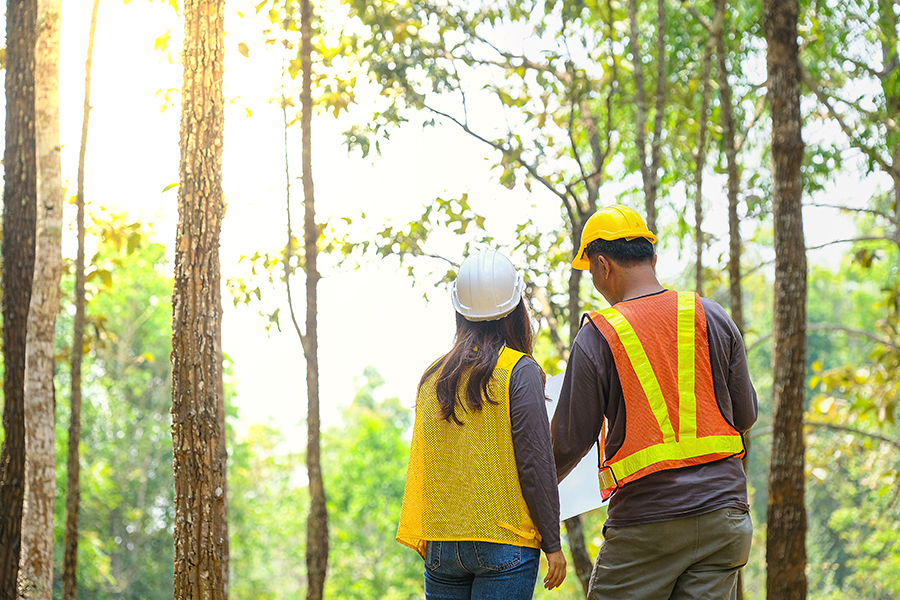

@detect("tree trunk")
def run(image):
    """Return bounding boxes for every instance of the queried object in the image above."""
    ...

[718,2,744,336]
[0,0,38,596]
[764,0,808,598]
[694,29,714,296]
[563,516,593,594]
[62,3,99,598]
[713,5,749,598]
[563,215,594,595]
[20,1,62,598]
[627,0,666,233]
[171,0,228,598]
[300,2,328,598]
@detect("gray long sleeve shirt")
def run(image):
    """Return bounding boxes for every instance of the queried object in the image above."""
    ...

[509,357,562,553]
[551,291,758,528]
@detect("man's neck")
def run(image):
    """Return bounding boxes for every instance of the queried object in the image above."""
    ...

[615,268,664,304]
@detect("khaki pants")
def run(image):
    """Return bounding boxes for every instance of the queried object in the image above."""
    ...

[588,507,752,600]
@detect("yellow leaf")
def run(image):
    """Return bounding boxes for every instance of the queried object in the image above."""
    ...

[238,42,250,58]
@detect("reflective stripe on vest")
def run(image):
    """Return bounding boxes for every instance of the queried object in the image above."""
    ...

[590,291,744,491]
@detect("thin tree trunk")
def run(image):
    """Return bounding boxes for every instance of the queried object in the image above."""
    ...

[20,1,62,598]
[712,4,749,597]
[627,0,648,213]
[694,30,714,296]
[764,0,808,598]
[627,0,667,232]
[564,214,593,595]
[562,516,593,594]
[648,0,666,233]
[0,0,38,596]
[62,3,99,598]
[171,0,227,598]
[718,3,744,335]
[300,2,328,598]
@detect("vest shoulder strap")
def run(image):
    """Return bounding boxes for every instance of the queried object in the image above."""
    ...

[496,346,527,372]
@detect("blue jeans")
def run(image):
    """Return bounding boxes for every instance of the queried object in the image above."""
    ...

[424,540,540,600]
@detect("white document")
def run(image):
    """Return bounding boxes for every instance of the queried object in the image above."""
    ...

[545,372,608,520]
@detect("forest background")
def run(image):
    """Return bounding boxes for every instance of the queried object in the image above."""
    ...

[1,0,899,598]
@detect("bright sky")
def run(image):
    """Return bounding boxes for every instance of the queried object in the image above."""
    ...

[55,0,565,445]
[52,0,887,447]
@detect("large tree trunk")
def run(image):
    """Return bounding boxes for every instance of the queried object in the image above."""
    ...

[764,0,808,598]
[301,2,328,598]
[0,0,38,597]
[171,0,228,598]
[20,1,63,598]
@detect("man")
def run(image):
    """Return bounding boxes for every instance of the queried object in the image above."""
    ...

[551,205,757,600]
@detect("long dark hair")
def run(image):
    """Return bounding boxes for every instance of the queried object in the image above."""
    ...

[420,298,544,425]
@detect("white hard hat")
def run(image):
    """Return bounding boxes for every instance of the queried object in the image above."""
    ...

[451,250,524,321]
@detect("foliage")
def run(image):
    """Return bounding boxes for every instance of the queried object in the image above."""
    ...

[228,424,308,598]
[322,366,422,600]
[53,212,175,599]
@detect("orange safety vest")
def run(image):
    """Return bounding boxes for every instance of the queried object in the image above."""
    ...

[396,347,542,558]
[587,290,745,500]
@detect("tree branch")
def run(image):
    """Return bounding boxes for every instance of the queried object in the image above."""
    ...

[735,91,767,152]
[806,236,897,251]
[422,103,574,211]
[804,202,892,220]
[526,283,568,361]
[805,420,900,450]
[802,64,898,179]
[747,323,899,354]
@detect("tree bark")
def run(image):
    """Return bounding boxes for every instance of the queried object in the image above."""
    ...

[62,3,99,598]
[627,0,666,232]
[694,27,714,296]
[20,1,63,598]
[171,0,228,598]
[764,0,808,598]
[717,0,744,336]
[0,0,38,597]
[301,2,329,598]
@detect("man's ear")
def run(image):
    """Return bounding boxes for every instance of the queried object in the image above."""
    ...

[596,254,612,279]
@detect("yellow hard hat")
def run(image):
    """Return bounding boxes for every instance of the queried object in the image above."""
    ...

[571,205,657,270]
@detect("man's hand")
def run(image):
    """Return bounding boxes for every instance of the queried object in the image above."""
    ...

[543,550,567,590]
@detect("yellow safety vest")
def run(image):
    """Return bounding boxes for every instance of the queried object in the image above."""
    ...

[396,347,542,558]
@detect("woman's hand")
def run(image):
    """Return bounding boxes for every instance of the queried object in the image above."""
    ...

[543,550,567,590]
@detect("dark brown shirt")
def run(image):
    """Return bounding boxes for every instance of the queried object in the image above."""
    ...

[509,357,562,553]
[551,291,758,528]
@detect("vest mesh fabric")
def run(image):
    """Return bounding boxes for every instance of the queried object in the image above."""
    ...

[396,347,542,558]
[590,290,745,495]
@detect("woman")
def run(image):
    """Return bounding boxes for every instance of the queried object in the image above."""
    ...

[397,249,567,599]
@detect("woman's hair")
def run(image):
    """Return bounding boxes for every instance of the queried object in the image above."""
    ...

[420,298,543,425]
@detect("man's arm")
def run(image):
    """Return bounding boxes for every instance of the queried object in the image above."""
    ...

[727,322,758,432]
[702,298,758,432]
[551,332,606,482]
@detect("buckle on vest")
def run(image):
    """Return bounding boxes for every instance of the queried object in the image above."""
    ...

[598,466,617,490]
